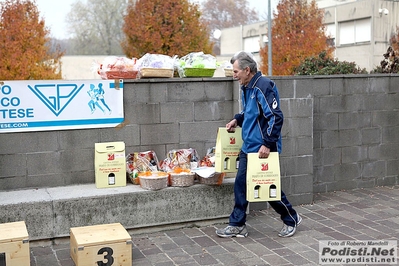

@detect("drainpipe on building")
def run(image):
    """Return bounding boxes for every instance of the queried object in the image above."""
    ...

[268,0,272,76]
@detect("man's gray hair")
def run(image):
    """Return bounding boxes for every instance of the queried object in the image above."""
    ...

[230,51,258,73]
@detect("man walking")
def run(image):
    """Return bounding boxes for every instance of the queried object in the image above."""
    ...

[216,51,301,238]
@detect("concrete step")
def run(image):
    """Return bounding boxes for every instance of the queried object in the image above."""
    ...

[0,178,240,241]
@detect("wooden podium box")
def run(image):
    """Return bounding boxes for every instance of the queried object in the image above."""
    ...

[70,223,132,266]
[0,221,30,266]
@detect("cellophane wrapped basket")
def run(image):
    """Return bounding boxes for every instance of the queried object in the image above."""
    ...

[168,168,195,187]
[95,56,138,80]
[137,53,176,78]
[138,171,169,191]
[197,172,225,186]
[126,151,160,185]
[177,52,217,78]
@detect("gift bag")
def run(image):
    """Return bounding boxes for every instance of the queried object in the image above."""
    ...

[214,127,243,172]
[246,152,281,202]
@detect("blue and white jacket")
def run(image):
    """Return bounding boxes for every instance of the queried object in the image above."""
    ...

[234,71,283,154]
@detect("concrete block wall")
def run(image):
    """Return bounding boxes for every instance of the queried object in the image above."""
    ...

[275,75,399,193]
[0,78,236,191]
[1,75,398,240]
[1,76,397,197]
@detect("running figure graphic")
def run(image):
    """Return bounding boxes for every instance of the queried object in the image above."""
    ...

[87,84,105,114]
[97,83,112,115]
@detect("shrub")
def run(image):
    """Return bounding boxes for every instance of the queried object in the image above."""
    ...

[294,51,368,75]
[371,46,399,74]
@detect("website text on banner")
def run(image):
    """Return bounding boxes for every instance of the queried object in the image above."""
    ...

[0,80,124,133]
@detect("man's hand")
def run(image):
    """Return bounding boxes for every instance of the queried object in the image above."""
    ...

[258,145,270,158]
[226,119,237,132]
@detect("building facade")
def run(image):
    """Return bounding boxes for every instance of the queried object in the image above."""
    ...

[220,0,399,71]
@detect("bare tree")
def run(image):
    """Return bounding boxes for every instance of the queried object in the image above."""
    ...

[66,0,127,55]
[200,0,258,54]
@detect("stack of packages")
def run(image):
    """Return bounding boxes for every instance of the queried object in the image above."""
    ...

[95,56,138,79]
[126,147,224,190]
[126,151,169,190]
[159,148,198,187]
[195,147,225,186]
[136,53,176,78]
[176,52,217,78]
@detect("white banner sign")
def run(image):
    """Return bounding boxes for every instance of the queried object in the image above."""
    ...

[0,79,124,133]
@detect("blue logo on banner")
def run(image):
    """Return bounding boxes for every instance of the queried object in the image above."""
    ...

[28,83,84,116]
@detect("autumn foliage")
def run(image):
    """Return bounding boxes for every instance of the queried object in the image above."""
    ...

[260,0,334,76]
[0,0,64,80]
[201,0,258,33]
[122,0,213,58]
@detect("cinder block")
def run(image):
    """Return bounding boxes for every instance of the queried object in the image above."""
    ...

[342,77,371,95]
[389,76,399,93]
[194,101,233,121]
[361,160,386,178]
[161,102,194,123]
[319,95,344,113]
[338,129,362,147]
[100,125,140,146]
[204,81,234,101]
[322,148,341,166]
[140,124,179,145]
[280,156,313,176]
[0,131,58,154]
[179,121,222,142]
[341,146,368,164]
[59,149,94,172]
[329,78,344,95]
[127,103,161,124]
[386,160,399,176]
[288,118,313,137]
[283,98,313,118]
[338,112,371,130]
[297,137,313,156]
[292,175,313,194]
[335,163,361,181]
[326,179,357,191]
[167,82,205,102]
[376,175,398,187]
[274,79,295,99]
[27,173,65,188]
[58,130,101,150]
[27,152,62,176]
[0,176,27,191]
[322,130,340,148]
[373,110,399,127]
[0,154,26,177]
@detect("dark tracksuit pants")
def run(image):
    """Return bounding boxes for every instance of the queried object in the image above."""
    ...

[229,151,299,227]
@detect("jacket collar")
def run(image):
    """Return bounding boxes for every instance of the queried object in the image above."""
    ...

[242,71,263,90]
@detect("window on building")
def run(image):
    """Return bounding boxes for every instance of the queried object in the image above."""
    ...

[325,23,336,46]
[243,36,261,53]
[338,18,371,45]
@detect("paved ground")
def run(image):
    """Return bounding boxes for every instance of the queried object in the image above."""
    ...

[29,186,399,265]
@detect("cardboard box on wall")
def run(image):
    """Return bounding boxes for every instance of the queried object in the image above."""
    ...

[70,223,132,266]
[215,127,243,173]
[246,152,281,202]
[0,221,30,266]
[95,142,126,188]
